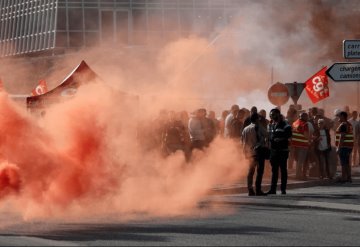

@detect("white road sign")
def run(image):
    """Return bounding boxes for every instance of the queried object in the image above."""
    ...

[343,40,360,59]
[326,62,360,82]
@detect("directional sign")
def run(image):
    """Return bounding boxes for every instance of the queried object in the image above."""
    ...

[343,40,360,59]
[326,62,360,82]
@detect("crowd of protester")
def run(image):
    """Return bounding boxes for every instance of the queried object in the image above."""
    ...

[137,104,358,196]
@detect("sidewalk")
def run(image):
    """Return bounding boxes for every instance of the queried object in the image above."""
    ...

[205,166,360,214]
[211,166,360,195]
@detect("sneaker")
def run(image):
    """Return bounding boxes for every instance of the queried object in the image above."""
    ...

[281,191,286,195]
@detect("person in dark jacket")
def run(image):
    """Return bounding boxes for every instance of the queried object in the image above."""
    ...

[267,108,292,195]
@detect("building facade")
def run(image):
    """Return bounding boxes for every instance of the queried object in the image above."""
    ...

[0,0,242,57]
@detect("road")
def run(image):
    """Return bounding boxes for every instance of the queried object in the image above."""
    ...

[0,181,359,246]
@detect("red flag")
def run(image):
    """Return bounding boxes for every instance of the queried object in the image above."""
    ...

[305,67,329,104]
[31,79,48,96]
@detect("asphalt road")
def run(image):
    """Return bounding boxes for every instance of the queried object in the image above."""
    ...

[0,201,359,246]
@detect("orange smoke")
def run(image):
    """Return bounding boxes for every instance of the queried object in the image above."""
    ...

[0,162,21,198]
[0,81,247,221]
[1,1,359,222]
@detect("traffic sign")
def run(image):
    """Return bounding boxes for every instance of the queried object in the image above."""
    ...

[343,40,360,59]
[267,82,290,106]
[326,62,360,82]
[285,82,305,105]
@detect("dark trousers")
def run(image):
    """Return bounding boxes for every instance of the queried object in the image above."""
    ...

[317,149,331,178]
[270,151,289,192]
[338,147,352,182]
[247,156,265,192]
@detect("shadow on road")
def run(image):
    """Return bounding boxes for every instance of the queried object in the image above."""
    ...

[1,224,292,242]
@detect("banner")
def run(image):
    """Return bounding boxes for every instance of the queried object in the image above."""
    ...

[31,79,48,96]
[305,67,329,104]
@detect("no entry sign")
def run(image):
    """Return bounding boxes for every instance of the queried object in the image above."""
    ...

[268,82,290,106]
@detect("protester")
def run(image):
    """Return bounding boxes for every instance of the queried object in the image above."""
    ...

[318,108,334,130]
[335,111,354,183]
[286,107,298,170]
[354,112,360,167]
[291,112,311,180]
[241,113,267,196]
[224,105,239,138]
[313,118,332,179]
[306,107,318,178]
[229,108,245,140]
[204,110,217,146]
[161,111,189,161]
[259,109,269,129]
[219,110,229,136]
[267,108,292,195]
[188,108,207,151]
[243,106,258,129]
[348,110,359,167]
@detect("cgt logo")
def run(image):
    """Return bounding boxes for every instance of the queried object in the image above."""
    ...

[35,85,45,95]
[61,88,77,97]
[312,76,325,92]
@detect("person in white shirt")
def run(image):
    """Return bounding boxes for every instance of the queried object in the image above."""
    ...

[188,108,207,151]
[224,104,239,138]
[314,119,332,179]
[241,113,267,196]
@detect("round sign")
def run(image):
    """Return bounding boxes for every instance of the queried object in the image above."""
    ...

[267,82,290,106]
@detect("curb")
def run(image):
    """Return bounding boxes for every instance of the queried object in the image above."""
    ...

[210,178,334,195]
[204,196,360,214]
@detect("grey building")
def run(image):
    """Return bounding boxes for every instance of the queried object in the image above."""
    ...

[0,0,241,57]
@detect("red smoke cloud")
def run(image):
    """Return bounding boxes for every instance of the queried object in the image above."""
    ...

[0,82,247,221]
[0,0,359,222]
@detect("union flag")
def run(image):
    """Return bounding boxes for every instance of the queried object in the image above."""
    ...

[305,67,329,104]
[31,79,48,96]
